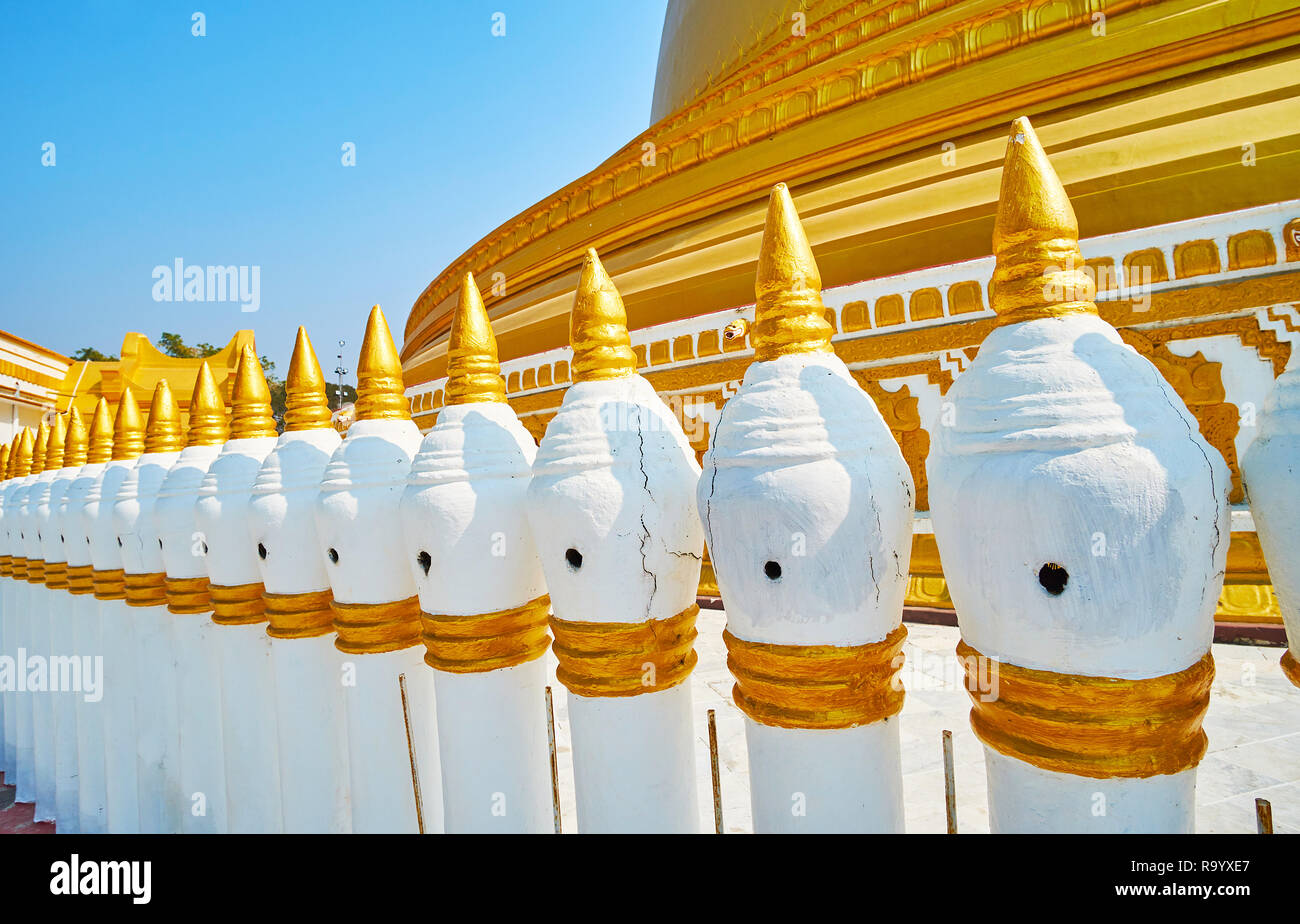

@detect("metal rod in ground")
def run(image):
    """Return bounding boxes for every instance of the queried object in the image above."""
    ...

[398,672,425,834]
[545,685,561,834]
[942,729,957,835]
[1256,798,1273,834]
[708,708,723,834]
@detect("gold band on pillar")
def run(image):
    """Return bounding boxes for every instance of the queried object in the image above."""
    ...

[210,582,267,625]
[43,562,68,589]
[1280,650,1300,690]
[0,555,11,577]
[549,604,699,698]
[91,568,126,600]
[724,623,907,729]
[332,595,423,654]
[957,639,1213,779]
[10,558,28,580]
[166,576,211,615]
[421,594,551,674]
[67,565,96,595]
[265,589,335,640]
[26,560,47,585]
[124,572,167,607]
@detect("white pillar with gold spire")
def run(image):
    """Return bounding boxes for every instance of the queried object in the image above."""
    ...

[527,250,704,833]
[0,441,11,780]
[927,118,1228,833]
[87,392,146,833]
[65,401,112,833]
[1242,357,1300,688]
[113,380,185,833]
[249,327,350,833]
[700,184,914,833]
[196,345,284,833]
[155,363,230,834]
[402,273,552,833]
[24,419,59,823]
[316,306,442,833]
[1,429,35,794]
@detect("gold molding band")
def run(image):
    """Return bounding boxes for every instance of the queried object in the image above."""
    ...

[26,560,46,585]
[166,576,211,615]
[421,594,551,675]
[0,555,11,577]
[210,582,267,626]
[91,568,125,600]
[67,564,95,595]
[265,589,335,640]
[1281,650,1300,690]
[957,640,1214,779]
[10,557,28,580]
[332,595,423,654]
[550,604,699,698]
[724,623,908,730]
[43,561,68,589]
[124,571,167,608]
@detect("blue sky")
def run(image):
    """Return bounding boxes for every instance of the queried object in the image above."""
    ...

[0,1,668,382]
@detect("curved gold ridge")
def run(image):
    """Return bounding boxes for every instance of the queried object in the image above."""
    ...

[265,588,335,639]
[332,595,423,654]
[750,183,834,362]
[210,581,268,625]
[0,444,10,480]
[284,327,333,431]
[111,388,146,461]
[444,272,508,405]
[229,345,278,439]
[355,305,412,422]
[186,361,229,447]
[421,594,551,674]
[44,413,67,471]
[30,422,49,476]
[569,249,637,383]
[549,604,699,698]
[86,398,114,464]
[63,407,89,468]
[145,379,185,453]
[11,428,34,478]
[990,117,1097,327]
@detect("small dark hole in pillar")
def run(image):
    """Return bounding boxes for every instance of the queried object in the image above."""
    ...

[565,548,582,570]
[201,542,208,555]
[158,539,163,550]
[417,551,431,575]
[117,537,122,547]
[60,534,64,544]
[257,542,267,560]
[1038,563,1068,596]
[37,532,41,542]
[764,560,782,580]
[328,547,339,564]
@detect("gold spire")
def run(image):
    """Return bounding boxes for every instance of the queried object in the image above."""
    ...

[990,117,1097,327]
[145,379,185,453]
[186,361,229,446]
[229,345,278,439]
[11,429,34,479]
[570,249,637,383]
[44,413,68,471]
[0,444,9,480]
[284,327,333,431]
[445,272,508,405]
[111,388,146,461]
[355,305,411,421]
[751,183,834,363]
[86,399,114,464]
[63,407,89,468]
[30,422,49,475]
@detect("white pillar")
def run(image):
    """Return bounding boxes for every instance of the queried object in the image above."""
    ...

[526,250,703,833]
[700,184,913,833]
[24,458,58,822]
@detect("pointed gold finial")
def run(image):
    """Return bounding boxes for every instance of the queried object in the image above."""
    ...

[30,422,49,475]
[229,345,278,439]
[11,429,34,479]
[145,379,185,453]
[44,413,68,471]
[445,272,508,405]
[570,249,637,383]
[112,388,146,461]
[750,183,834,363]
[186,361,230,446]
[355,305,411,421]
[86,399,114,464]
[990,117,1097,327]
[0,443,9,481]
[63,407,89,468]
[284,327,333,431]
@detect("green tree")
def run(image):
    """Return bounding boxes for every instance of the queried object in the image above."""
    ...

[71,346,118,362]
[325,383,357,410]
[156,333,286,430]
